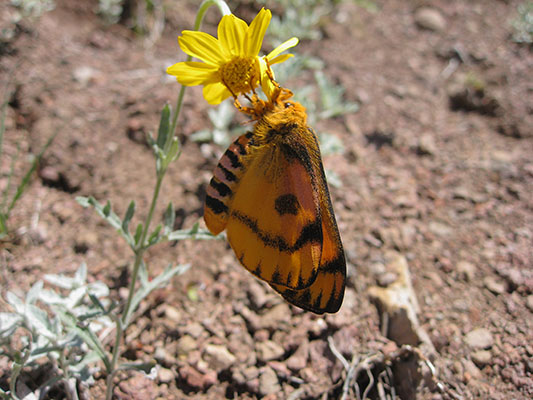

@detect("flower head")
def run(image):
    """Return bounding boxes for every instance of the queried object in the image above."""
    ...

[167,8,298,105]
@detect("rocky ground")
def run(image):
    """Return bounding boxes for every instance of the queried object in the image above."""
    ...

[0,0,532,399]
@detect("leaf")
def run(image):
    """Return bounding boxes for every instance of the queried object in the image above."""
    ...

[7,132,56,215]
[318,132,344,156]
[127,264,190,325]
[56,309,110,371]
[166,223,221,241]
[134,223,143,246]
[147,224,162,246]
[6,291,24,314]
[25,305,56,339]
[38,288,65,305]
[118,360,156,374]
[156,104,171,149]
[74,263,88,286]
[122,201,136,234]
[314,70,359,119]
[163,202,175,233]
[76,196,134,247]
[0,313,23,336]
[87,281,110,298]
[44,271,80,290]
[26,280,44,304]
[66,287,87,309]
[138,261,148,287]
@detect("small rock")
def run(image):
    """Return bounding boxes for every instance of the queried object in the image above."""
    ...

[471,350,492,367]
[483,276,507,295]
[163,305,182,323]
[414,7,446,32]
[157,367,175,383]
[258,367,281,396]
[258,302,291,330]
[368,253,429,348]
[184,322,204,338]
[429,221,453,237]
[203,344,236,370]
[462,359,482,381]
[452,187,486,203]
[247,281,268,309]
[377,271,398,287]
[416,134,437,156]
[286,341,309,371]
[465,328,493,350]
[178,365,216,390]
[28,224,48,244]
[526,295,533,312]
[256,340,284,362]
[72,66,98,86]
[154,347,175,366]
[456,261,476,282]
[176,335,196,357]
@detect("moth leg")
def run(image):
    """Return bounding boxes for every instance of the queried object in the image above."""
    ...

[263,58,294,104]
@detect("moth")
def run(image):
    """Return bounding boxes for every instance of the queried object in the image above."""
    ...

[203,87,346,314]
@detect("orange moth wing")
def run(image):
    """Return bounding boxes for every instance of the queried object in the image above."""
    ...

[204,99,345,314]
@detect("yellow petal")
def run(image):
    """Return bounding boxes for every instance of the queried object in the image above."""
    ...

[218,14,248,57]
[259,58,276,98]
[246,8,271,57]
[178,31,225,65]
[266,37,299,61]
[203,82,232,105]
[269,53,293,65]
[166,62,218,86]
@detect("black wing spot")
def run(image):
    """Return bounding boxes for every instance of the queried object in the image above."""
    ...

[275,194,300,215]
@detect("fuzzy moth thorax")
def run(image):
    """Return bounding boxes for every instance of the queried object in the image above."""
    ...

[253,100,308,144]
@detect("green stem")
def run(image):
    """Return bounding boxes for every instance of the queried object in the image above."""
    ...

[123,173,163,326]
[105,313,123,400]
[105,172,164,400]
[105,1,232,398]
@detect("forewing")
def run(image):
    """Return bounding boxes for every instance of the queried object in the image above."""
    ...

[270,130,346,314]
[225,143,323,290]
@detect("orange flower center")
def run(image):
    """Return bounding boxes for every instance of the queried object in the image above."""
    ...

[220,56,259,96]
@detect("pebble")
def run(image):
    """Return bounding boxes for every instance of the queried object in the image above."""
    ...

[377,271,398,287]
[256,340,285,362]
[456,261,476,281]
[483,276,507,295]
[526,295,533,312]
[414,7,446,32]
[203,344,236,370]
[471,350,492,367]
[178,365,216,390]
[154,347,175,366]
[72,66,98,86]
[286,341,309,371]
[258,302,291,330]
[462,359,482,380]
[258,367,281,396]
[465,328,493,350]
[416,134,437,156]
[157,367,175,383]
[163,305,182,323]
[429,221,453,237]
[176,335,196,357]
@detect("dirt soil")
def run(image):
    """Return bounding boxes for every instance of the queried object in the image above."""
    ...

[1,0,532,399]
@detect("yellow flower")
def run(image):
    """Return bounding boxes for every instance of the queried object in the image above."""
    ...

[166,8,298,105]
